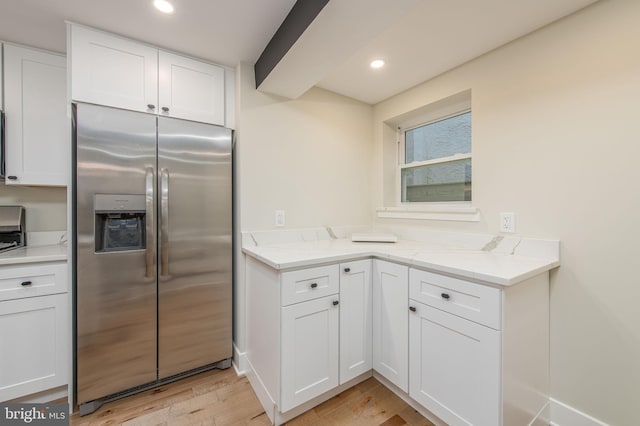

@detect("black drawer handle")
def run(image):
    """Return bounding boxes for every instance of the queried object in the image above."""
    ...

[21,281,33,286]
[310,282,318,289]
[162,106,170,112]
[332,300,339,306]
[441,293,450,300]
[409,306,416,312]
[7,176,18,180]
[344,267,351,273]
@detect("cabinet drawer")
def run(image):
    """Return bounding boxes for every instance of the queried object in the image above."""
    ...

[409,268,500,330]
[0,262,68,301]
[281,265,339,306]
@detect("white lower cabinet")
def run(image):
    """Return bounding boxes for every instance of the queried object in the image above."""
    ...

[339,260,372,384]
[409,301,500,426]
[246,255,548,426]
[0,261,69,402]
[372,259,409,392]
[281,295,339,412]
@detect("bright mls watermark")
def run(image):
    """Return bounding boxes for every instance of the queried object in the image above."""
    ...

[1,403,68,425]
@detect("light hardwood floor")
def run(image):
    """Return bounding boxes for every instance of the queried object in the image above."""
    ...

[70,368,435,426]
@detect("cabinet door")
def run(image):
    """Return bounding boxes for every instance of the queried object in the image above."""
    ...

[339,259,372,384]
[158,51,225,125]
[409,301,500,426]
[0,294,68,401]
[281,295,339,412]
[3,44,67,186]
[71,25,158,113]
[372,260,409,392]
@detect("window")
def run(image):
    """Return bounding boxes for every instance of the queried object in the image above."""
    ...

[399,110,471,203]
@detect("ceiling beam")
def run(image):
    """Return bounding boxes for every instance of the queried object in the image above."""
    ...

[255,0,419,99]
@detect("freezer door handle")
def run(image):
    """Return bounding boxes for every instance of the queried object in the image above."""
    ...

[160,168,170,277]
[145,167,156,279]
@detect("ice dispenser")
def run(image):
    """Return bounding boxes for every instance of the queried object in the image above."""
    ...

[95,194,146,253]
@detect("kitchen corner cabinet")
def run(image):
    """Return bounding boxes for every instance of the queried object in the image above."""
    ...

[3,44,67,186]
[0,262,69,401]
[71,25,226,126]
[372,260,409,392]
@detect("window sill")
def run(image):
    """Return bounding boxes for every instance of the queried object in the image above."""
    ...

[376,204,480,222]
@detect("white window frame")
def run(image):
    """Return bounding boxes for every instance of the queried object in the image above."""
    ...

[376,97,479,222]
[396,109,472,206]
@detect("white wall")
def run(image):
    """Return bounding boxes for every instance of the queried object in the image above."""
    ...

[372,1,640,424]
[234,62,373,357]
[0,185,66,231]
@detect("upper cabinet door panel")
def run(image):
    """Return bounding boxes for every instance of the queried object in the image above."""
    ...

[158,51,225,125]
[3,44,67,186]
[71,26,158,113]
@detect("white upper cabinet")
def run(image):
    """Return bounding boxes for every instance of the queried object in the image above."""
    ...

[158,51,224,125]
[3,44,67,186]
[70,25,228,126]
[71,26,157,114]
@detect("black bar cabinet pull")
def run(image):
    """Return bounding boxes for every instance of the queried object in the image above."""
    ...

[7,176,17,180]
[310,282,318,289]
[409,306,416,312]
[21,281,32,286]
[332,300,339,306]
[344,267,351,273]
[441,293,450,300]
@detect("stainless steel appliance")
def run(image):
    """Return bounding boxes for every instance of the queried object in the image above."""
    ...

[1,110,5,177]
[74,103,232,414]
[0,205,26,252]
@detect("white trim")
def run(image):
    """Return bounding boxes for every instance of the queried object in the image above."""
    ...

[549,398,610,426]
[400,152,472,170]
[232,343,248,376]
[376,204,480,222]
[529,400,550,426]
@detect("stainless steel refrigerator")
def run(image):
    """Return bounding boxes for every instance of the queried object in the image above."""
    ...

[74,103,232,414]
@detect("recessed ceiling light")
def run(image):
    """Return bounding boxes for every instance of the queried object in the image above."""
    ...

[154,0,174,14]
[370,59,385,69]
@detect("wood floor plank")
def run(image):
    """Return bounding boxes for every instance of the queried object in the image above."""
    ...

[70,368,433,426]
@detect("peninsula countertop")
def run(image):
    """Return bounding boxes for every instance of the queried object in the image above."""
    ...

[242,229,560,286]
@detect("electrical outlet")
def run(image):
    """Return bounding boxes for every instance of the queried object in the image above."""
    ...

[275,210,285,227]
[499,212,515,233]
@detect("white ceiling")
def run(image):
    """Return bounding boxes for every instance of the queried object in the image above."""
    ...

[0,0,297,66]
[0,0,599,104]
[314,0,600,104]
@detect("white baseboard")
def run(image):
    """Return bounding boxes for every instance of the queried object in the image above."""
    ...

[550,398,609,426]
[232,343,248,376]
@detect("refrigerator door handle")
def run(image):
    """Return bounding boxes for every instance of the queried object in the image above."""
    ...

[145,167,155,279]
[160,168,170,277]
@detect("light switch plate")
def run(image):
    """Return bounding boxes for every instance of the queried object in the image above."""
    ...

[275,210,285,227]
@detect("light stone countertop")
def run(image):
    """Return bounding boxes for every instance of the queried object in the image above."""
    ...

[242,228,560,286]
[0,244,67,266]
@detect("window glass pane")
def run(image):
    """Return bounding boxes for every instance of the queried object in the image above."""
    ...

[401,158,471,202]
[405,111,471,163]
